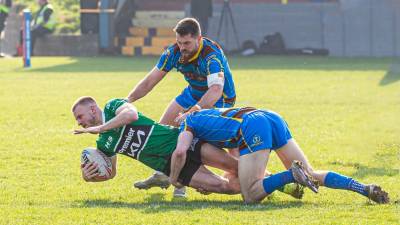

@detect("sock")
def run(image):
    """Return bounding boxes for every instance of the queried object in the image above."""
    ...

[324,172,368,196]
[262,170,294,194]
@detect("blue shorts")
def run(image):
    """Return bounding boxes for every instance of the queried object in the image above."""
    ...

[175,86,234,110]
[238,110,292,156]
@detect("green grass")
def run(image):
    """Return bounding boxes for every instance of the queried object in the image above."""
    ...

[0,56,399,224]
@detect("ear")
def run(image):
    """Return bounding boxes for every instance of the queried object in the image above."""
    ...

[90,105,96,114]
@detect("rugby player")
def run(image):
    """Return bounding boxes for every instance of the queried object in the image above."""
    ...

[170,107,390,204]
[72,97,305,199]
[126,17,236,197]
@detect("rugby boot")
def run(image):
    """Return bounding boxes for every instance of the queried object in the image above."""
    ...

[280,183,305,199]
[133,172,171,190]
[365,184,389,204]
[290,160,319,193]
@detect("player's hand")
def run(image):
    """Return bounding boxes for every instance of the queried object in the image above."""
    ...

[174,104,202,124]
[81,162,99,181]
[74,126,102,134]
[174,112,188,124]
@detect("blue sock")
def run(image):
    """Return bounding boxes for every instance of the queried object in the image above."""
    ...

[262,170,295,194]
[324,172,368,196]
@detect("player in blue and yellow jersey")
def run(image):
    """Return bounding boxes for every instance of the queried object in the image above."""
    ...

[126,18,236,197]
[170,107,390,204]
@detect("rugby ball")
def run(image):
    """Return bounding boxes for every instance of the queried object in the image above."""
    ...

[81,147,112,179]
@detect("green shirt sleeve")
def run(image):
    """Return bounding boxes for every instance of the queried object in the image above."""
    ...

[103,98,127,121]
[96,98,128,157]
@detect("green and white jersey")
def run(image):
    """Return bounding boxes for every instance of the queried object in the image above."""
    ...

[96,99,179,171]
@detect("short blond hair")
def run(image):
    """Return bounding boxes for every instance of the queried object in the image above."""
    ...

[71,96,97,112]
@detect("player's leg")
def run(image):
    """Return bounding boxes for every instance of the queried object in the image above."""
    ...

[238,149,270,203]
[275,139,326,182]
[160,87,195,126]
[159,99,185,127]
[188,165,240,194]
[276,139,389,204]
[200,143,238,175]
[134,95,188,193]
[238,112,318,203]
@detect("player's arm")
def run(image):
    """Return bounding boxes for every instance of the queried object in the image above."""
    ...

[169,130,194,188]
[82,155,117,182]
[98,103,138,132]
[74,103,138,134]
[126,67,167,103]
[196,72,224,109]
[175,71,224,123]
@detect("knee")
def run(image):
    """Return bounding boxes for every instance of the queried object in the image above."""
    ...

[242,192,263,204]
[241,187,263,204]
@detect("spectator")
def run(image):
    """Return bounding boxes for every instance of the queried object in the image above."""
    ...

[0,0,12,57]
[17,0,56,56]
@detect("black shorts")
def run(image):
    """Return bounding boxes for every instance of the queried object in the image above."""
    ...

[163,139,203,186]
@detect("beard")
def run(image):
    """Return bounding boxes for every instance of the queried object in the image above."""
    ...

[181,49,194,57]
[85,114,98,128]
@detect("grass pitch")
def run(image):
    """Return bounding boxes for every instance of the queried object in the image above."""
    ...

[0,56,399,224]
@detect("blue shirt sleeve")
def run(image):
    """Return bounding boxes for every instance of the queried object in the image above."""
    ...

[179,118,195,135]
[206,54,224,75]
[156,48,174,72]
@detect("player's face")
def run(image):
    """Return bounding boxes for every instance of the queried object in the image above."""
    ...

[176,34,200,58]
[73,104,97,128]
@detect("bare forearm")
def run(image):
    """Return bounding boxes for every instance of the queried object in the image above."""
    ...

[100,110,135,132]
[170,151,186,182]
[197,86,223,109]
[127,67,165,103]
[127,81,152,102]
[100,117,127,132]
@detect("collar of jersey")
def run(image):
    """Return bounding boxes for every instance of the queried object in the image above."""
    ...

[102,111,105,124]
[188,38,204,63]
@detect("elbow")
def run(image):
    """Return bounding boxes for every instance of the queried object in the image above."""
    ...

[126,111,138,123]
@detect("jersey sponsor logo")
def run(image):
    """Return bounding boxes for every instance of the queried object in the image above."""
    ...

[105,136,113,149]
[250,135,263,148]
[115,125,152,159]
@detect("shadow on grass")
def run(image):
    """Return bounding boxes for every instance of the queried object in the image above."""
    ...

[379,60,400,86]
[329,161,399,179]
[24,56,156,73]
[22,56,394,73]
[72,193,307,213]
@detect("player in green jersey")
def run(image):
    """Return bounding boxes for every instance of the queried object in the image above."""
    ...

[72,96,240,194]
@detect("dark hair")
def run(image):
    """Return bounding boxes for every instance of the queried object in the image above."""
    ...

[173,18,201,37]
[71,96,96,112]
